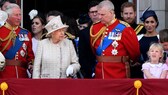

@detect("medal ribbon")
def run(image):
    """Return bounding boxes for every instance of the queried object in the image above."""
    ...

[4,29,28,59]
[96,23,126,56]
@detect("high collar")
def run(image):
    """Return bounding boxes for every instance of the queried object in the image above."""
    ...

[106,18,116,27]
[4,22,18,31]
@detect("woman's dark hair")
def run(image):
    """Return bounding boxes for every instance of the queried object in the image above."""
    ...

[32,12,46,25]
[46,10,65,23]
[31,11,47,39]
[140,10,159,27]
[87,0,100,11]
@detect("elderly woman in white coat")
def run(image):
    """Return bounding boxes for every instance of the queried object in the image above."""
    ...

[32,16,80,79]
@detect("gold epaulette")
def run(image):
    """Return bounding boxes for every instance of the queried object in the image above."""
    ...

[119,20,130,27]
[4,22,18,30]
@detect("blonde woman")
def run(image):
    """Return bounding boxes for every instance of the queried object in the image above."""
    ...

[32,16,80,79]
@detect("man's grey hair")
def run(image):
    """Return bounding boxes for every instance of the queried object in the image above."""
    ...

[5,3,20,15]
[97,0,114,11]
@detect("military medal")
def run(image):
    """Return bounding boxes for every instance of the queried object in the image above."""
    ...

[111,40,118,55]
[115,32,122,40]
[111,49,118,55]
[19,34,24,41]
[112,40,118,48]
[22,43,27,50]
[24,34,29,41]
[20,50,25,57]
[113,28,122,40]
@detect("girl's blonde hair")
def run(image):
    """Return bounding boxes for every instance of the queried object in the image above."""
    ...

[147,43,164,63]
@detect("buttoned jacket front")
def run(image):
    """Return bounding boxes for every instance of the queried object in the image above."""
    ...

[32,38,80,78]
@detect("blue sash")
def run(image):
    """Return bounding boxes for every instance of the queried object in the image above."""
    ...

[96,23,126,56]
[5,29,28,59]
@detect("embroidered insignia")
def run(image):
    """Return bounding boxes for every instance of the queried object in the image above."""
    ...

[111,49,118,55]
[112,40,118,48]
[111,40,119,55]
[115,28,120,32]
[22,43,27,50]
[20,50,25,57]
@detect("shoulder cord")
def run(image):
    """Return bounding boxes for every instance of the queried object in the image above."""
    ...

[0,31,17,52]
[90,25,106,47]
[135,24,144,35]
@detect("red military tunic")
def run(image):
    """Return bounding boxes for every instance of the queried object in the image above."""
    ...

[0,23,34,78]
[90,19,140,79]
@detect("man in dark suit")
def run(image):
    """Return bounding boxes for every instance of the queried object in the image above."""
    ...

[121,2,146,35]
[78,0,100,78]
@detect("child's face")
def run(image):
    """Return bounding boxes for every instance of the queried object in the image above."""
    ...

[161,42,168,51]
[149,47,162,62]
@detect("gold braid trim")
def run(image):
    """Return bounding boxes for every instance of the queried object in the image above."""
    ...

[135,24,144,35]
[1,32,17,52]
[65,32,75,40]
[0,32,11,42]
[90,25,106,47]
[4,22,18,31]
[0,23,18,52]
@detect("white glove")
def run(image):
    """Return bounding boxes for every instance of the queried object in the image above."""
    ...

[0,52,5,71]
[66,65,74,77]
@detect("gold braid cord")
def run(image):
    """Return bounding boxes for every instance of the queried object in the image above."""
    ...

[135,24,144,35]
[65,32,75,40]
[0,31,17,52]
[90,25,106,47]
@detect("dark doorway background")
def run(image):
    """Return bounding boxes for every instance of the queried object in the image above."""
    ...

[23,0,127,31]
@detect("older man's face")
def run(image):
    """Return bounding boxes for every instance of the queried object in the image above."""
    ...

[97,7,115,25]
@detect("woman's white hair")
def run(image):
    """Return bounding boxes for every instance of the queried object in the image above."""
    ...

[5,3,20,15]
[97,0,114,11]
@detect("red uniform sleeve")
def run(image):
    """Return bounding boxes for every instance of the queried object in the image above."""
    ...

[26,32,34,63]
[122,27,140,61]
